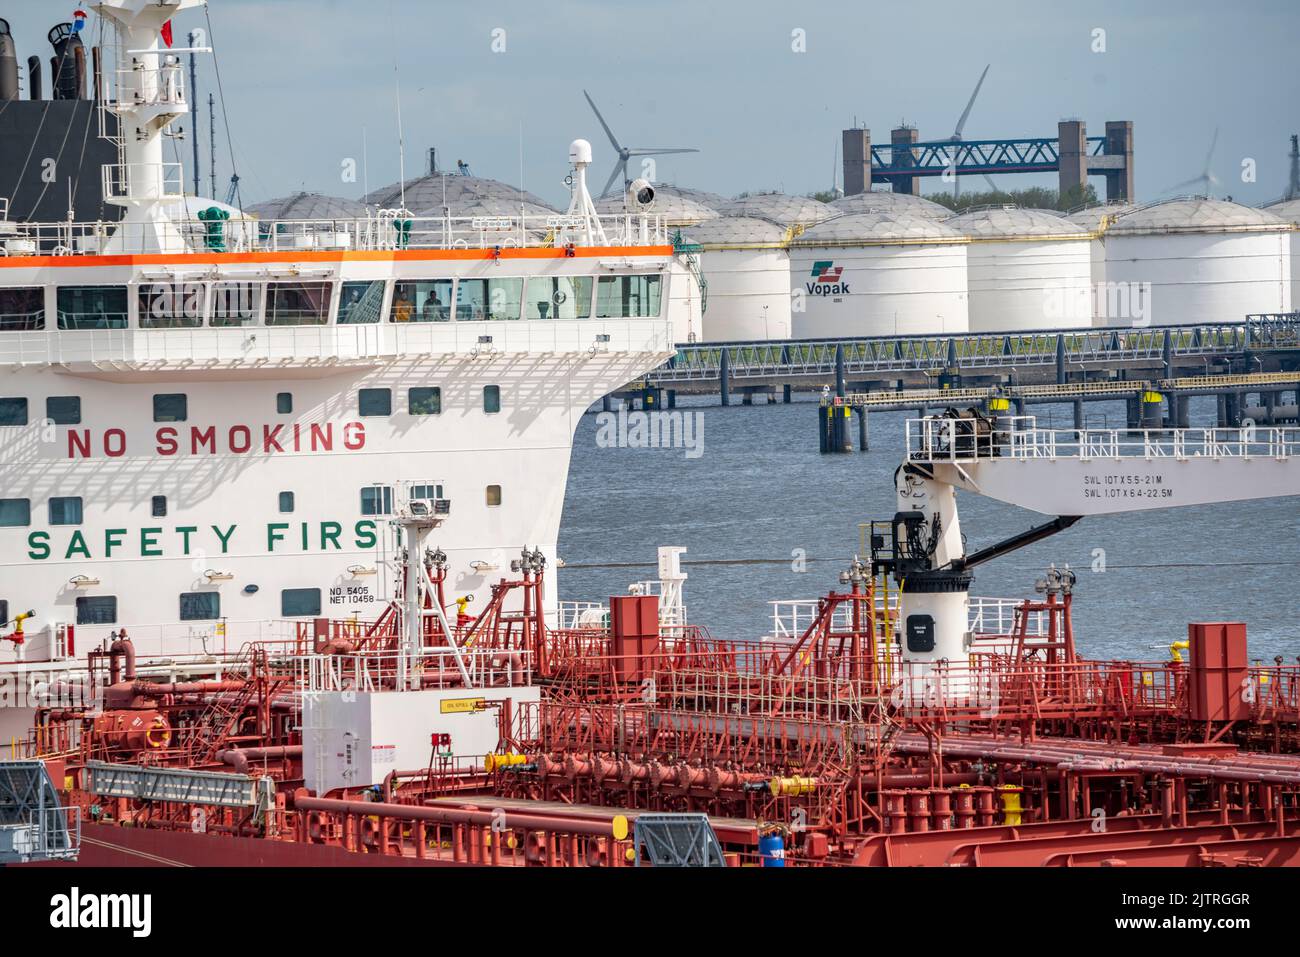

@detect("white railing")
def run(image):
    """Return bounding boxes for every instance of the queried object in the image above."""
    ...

[0,317,674,369]
[298,647,532,693]
[764,594,1043,643]
[101,162,185,203]
[556,601,606,630]
[908,415,1300,463]
[0,805,81,863]
[6,211,669,256]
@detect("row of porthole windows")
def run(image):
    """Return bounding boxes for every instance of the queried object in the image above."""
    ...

[0,496,167,528]
[0,482,502,527]
[43,589,330,625]
[0,386,499,427]
[0,274,664,330]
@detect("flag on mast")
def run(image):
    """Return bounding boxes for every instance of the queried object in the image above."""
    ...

[161,20,173,47]
[71,10,88,34]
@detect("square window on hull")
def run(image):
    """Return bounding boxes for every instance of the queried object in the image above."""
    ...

[0,499,31,527]
[0,397,28,426]
[281,588,322,617]
[180,592,220,621]
[49,497,83,526]
[153,394,187,423]
[359,388,392,417]
[76,596,117,625]
[47,396,81,425]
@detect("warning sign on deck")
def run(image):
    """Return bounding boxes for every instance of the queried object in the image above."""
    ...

[440,698,486,714]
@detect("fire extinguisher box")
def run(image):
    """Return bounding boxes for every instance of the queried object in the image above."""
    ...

[609,595,660,682]
[1187,622,1250,723]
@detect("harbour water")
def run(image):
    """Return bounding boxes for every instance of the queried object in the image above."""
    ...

[560,394,1300,661]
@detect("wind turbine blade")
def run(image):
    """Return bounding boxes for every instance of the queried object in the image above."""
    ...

[1166,175,1206,193]
[983,174,999,193]
[953,64,990,139]
[583,90,622,152]
[1202,127,1219,175]
[626,148,700,155]
[599,162,623,199]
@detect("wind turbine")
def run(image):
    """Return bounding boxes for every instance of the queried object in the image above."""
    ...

[946,65,998,199]
[1166,127,1220,196]
[582,90,699,198]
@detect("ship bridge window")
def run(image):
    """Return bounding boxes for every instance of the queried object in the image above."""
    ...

[526,276,593,320]
[390,280,452,322]
[180,592,220,621]
[0,287,46,331]
[409,387,441,415]
[57,285,129,330]
[339,280,386,324]
[486,485,502,506]
[456,277,523,321]
[266,281,332,326]
[138,281,204,328]
[47,396,81,425]
[0,397,27,426]
[76,596,117,625]
[151,496,167,518]
[0,499,30,527]
[359,388,392,416]
[153,394,187,423]
[281,588,322,617]
[49,497,83,526]
[0,601,7,625]
[361,485,394,516]
[209,281,264,327]
[596,274,662,318]
[483,385,501,414]
[276,392,293,414]
[279,491,295,513]
[410,483,444,501]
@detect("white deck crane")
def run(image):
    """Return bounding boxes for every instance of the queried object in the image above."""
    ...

[874,412,1300,679]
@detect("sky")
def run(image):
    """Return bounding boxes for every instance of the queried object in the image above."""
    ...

[4,0,1298,208]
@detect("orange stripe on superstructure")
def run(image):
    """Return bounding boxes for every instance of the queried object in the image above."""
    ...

[0,245,676,270]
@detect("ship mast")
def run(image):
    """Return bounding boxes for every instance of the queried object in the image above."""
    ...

[93,0,206,254]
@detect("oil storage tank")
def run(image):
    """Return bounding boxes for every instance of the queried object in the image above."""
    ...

[1065,202,1137,323]
[1103,199,1291,326]
[946,206,1093,332]
[828,191,951,220]
[787,212,969,338]
[682,217,791,341]
[1264,199,1300,301]
[716,192,836,231]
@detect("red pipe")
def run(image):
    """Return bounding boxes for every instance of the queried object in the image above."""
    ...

[218,745,303,774]
[292,792,624,838]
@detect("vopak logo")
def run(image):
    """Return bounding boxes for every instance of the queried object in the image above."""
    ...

[807,260,849,296]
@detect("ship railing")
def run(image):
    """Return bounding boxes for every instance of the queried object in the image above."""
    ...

[0,803,81,864]
[556,601,606,630]
[908,415,1300,462]
[3,211,668,255]
[765,595,1047,643]
[105,62,187,113]
[298,646,534,693]
[102,162,186,204]
[0,317,674,368]
[1250,663,1300,720]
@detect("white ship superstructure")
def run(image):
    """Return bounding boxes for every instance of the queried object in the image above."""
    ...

[0,0,679,706]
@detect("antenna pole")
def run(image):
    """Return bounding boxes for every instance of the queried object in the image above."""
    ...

[188,31,199,196]
[208,93,216,199]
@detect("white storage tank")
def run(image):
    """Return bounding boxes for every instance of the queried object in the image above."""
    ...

[829,191,952,220]
[1065,203,1137,322]
[245,191,370,220]
[683,217,791,341]
[1103,199,1291,327]
[788,212,969,338]
[716,192,837,230]
[650,183,729,210]
[1264,199,1300,301]
[946,206,1093,332]
[364,174,557,213]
